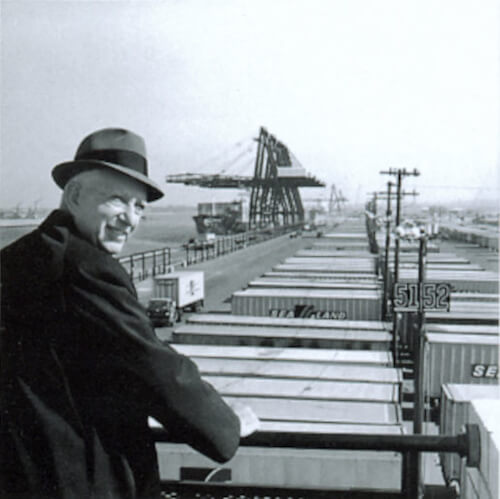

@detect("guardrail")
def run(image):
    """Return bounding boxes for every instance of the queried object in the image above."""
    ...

[119,247,172,282]
[154,424,480,499]
[119,225,303,281]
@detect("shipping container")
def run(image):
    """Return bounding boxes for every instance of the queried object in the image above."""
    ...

[153,380,404,491]
[264,271,379,281]
[395,263,484,272]
[156,442,402,492]
[297,249,466,263]
[427,324,499,336]
[460,399,500,499]
[173,323,392,350]
[461,466,494,499]
[424,333,499,402]
[274,262,376,274]
[312,241,370,251]
[398,314,499,350]
[397,269,499,293]
[322,232,368,241]
[189,356,402,384]
[295,249,376,258]
[203,375,399,403]
[439,384,500,486]
[284,256,378,271]
[231,288,382,321]
[247,278,380,291]
[426,310,498,326]
[441,223,499,251]
[174,343,394,366]
[451,292,499,303]
[185,313,390,332]
[153,271,204,309]
[397,254,470,265]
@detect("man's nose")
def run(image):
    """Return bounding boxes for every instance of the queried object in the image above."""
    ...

[120,203,141,227]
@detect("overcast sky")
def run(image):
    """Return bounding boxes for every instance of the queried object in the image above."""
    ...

[1,0,498,209]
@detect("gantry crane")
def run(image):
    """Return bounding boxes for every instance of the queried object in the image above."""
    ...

[329,184,348,214]
[166,127,325,229]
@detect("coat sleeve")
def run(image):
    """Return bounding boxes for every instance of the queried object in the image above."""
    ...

[62,246,241,463]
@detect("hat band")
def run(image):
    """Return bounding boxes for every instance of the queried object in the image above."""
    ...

[76,149,148,176]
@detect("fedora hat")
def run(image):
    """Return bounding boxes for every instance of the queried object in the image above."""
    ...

[52,128,164,201]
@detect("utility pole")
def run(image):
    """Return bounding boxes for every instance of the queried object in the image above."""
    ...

[381,181,394,321]
[408,228,427,498]
[380,168,420,285]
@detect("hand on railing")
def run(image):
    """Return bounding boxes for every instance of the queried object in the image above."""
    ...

[230,402,261,437]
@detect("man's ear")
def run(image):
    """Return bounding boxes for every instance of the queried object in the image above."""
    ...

[64,180,82,213]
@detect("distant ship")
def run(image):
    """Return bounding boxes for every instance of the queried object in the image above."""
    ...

[193,201,247,235]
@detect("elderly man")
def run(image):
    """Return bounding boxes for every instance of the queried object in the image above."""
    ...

[0,128,258,498]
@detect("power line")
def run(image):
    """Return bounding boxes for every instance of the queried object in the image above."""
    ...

[416,185,499,191]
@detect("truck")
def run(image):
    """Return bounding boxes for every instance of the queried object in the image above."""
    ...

[147,271,205,326]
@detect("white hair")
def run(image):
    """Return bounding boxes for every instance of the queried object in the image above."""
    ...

[59,169,101,209]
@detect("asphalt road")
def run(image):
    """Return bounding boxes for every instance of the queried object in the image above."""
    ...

[185,233,315,311]
[144,233,316,342]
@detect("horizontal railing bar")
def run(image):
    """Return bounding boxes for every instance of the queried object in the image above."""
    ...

[152,424,480,466]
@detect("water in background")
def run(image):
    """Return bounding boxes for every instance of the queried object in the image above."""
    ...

[0,207,198,256]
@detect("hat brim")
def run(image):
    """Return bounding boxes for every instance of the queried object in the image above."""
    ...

[52,159,164,202]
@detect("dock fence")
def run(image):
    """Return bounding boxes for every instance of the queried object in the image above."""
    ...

[119,226,301,281]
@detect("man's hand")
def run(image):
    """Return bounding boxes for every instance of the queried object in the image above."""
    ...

[230,402,260,437]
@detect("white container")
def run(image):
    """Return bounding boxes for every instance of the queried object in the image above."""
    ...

[156,443,402,491]
[439,384,500,485]
[274,262,376,274]
[398,269,499,293]
[424,333,499,402]
[231,288,382,321]
[451,293,499,303]
[173,323,392,351]
[461,399,500,499]
[185,313,389,332]
[312,241,370,251]
[427,324,499,337]
[425,310,498,326]
[189,355,402,385]
[247,278,380,291]
[284,257,377,272]
[323,232,367,242]
[174,343,394,366]
[265,271,379,281]
[154,271,204,309]
[295,249,376,259]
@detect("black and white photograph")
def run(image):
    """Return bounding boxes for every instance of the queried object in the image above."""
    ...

[1,1,498,498]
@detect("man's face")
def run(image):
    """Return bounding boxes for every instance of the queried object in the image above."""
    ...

[70,169,148,255]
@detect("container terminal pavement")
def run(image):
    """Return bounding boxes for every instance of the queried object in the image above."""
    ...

[139,218,498,499]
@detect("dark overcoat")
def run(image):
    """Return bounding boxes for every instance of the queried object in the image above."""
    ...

[0,210,240,498]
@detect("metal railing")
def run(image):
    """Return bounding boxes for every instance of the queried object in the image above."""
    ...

[154,424,480,499]
[119,225,302,281]
[119,247,172,281]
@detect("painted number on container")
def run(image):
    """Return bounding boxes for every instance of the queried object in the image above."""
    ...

[471,364,498,379]
[393,282,451,311]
